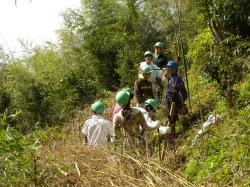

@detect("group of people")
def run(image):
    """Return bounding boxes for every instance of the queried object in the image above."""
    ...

[82,42,188,151]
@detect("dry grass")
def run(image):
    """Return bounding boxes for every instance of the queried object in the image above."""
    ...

[35,99,196,186]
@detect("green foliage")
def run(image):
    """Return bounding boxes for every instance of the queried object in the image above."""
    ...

[0,87,10,113]
[188,65,220,114]
[0,42,101,128]
[233,73,250,109]
[194,0,250,39]
[187,28,250,106]
[0,112,38,186]
[182,91,250,186]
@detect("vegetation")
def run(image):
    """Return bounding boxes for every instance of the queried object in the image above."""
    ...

[0,0,249,186]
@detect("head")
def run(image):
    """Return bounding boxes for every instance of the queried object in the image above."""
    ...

[116,90,132,119]
[153,42,164,54]
[141,66,152,80]
[144,51,153,64]
[145,99,158,116]
[167,61,178,75]
[91,101,105,115]
[115,90,131,108]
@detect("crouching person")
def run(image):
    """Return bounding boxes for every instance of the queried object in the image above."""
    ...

[82,101,114,147]
[134,99,160,156]
[113,90,148,149]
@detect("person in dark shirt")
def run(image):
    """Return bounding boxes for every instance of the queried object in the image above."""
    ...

[134,66,154,107]
[153,42,169,69]
[165,60,188,137]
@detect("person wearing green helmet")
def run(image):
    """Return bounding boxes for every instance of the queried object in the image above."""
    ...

[134,98,160,130]
[113,90,149,146]
[82,101,114,146]
[134,98,171,155]
[140,51,163,102]
[112,87,134,119]
[134,66,154,108]
[153,41,169,69]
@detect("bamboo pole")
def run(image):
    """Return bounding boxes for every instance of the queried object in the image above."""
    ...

[161,102,176,161]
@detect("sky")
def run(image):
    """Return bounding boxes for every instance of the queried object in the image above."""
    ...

[0,0,80,55]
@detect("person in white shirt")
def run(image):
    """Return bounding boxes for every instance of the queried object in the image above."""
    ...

[135,99,171,155]
[140,51,163,102]
[82,101,114,147]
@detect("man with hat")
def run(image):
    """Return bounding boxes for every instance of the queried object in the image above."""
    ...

[82,101,114,146]
[165,60,188,137]
[153,41,169,69]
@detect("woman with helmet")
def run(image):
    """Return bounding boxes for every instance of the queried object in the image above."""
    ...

[113,90,148,147]
[112,87,134,119]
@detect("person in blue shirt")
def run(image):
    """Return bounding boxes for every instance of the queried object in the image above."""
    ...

[165,60,188,137]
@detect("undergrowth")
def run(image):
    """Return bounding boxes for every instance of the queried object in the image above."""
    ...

[0,73,249,186]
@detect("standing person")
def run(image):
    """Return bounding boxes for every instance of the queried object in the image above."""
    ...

[134,66,154,108]
[82,101,114,147]
[153,42,169,69]
[165,61,188,137]
[113,90,148,147]
[140,51,163,102]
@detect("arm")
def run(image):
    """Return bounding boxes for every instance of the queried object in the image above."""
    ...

[82,121,89,144]
[107,121,114,143]
[176,77,188,101]
[143,112,160,130]
[134,80,142,104]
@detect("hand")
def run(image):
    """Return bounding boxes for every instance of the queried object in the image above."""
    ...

[154,120,160,129]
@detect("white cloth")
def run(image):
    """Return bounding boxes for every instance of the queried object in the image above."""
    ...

[158,126,171,135]
[134,107,160,129]
[82,115,114,146]
[192,114,222,145]
[139,61,162,97]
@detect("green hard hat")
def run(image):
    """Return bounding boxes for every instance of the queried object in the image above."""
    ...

[115,90,130,107]
[145,99,158,110]
[144,51,153,57]
[91,101,105,114]
[141,66,153,74]
[154,42,164,48]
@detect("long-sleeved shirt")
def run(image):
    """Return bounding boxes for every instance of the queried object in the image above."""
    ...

[82,115,114,146]
[113,107,148,145]
[134,78,153,104]
[166,73,188,108]
[153,53,169,69]
[139,61,162,97]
